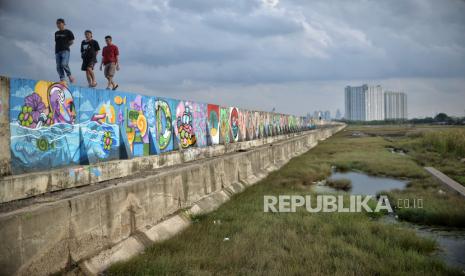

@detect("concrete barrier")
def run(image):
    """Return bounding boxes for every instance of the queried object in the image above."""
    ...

[0,76,323,202]
[0,124,345,275]
[0,131,317,204]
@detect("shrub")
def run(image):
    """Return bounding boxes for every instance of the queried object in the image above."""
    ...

[420,129,465,158]
[326,178,352,191]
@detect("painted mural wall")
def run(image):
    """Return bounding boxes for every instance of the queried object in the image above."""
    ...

[7,77,315,174]
[207,104,220,145]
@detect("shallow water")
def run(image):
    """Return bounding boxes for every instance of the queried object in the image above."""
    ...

[313,170,465,271]
[313,170,407,195]
[382,215,465,271]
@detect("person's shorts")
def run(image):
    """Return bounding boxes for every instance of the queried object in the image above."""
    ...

[104,63,116,78]
[81,56,96,71]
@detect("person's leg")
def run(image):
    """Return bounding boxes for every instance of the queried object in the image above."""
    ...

[104,64,112,89]
[61,50,75,83]
[85,69,92,86]
[107,76,113,89]
[109,63,118,90]
[88,66,96,86]
[56,52,65,81]
[111,75,118,90]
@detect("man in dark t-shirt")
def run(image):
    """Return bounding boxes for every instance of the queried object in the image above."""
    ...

[55,18,75,83]
[81,30,100,87]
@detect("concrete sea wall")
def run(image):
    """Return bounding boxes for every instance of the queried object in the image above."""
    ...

[0,75,344,275]
[0,124,345,276]
[0,76,317,203]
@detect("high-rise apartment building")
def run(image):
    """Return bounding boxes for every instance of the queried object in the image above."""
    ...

[345,84,384,121]
[384,91,408,119]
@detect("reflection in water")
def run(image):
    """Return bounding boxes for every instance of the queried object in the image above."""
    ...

[382,215,465,271]
[313,170,465,271]
[313,170,407,195]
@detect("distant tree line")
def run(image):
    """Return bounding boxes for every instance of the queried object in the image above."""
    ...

[336,113,465,125]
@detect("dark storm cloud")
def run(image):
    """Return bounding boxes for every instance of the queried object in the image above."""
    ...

[0,0,464,117]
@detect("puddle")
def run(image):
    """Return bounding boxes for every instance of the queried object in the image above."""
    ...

[312,170,407,195]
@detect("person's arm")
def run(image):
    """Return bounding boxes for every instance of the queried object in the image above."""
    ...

[116,55,119,70]
[100,48,104,71]
[68,30,74,46]
[94,41,100,61]
[115,46,120,70]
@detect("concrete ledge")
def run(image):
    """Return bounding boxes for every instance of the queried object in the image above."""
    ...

[0,130,319,204]
[80,236,145,275]
[144,214,191,243]
[81,214,191,274]
[189,190,231,216]
[0,124,345,276]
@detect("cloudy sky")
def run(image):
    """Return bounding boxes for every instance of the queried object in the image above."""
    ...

[1,0,464,118]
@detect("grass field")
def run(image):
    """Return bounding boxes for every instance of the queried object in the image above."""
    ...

[107,125,464,275]
[345,125,465,227]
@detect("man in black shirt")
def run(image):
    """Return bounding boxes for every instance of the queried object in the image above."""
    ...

[55,18,75,83]
[81,30,100,87]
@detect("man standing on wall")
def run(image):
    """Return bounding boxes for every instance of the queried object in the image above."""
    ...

[100,35,119,90]
[55,18,75,83]
[81,30,100,87]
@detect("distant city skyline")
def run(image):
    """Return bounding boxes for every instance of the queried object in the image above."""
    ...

[1,0,464,117]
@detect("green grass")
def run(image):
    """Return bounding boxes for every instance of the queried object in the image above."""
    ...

[340,125,465,227]
[107,125,464,275]
[384,178,465,227]
[420,128,465,158]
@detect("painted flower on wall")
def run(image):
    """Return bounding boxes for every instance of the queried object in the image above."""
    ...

[18,93,49,128]
[18,105,33,127]
[25,93,46,121]
[103,131,113,151]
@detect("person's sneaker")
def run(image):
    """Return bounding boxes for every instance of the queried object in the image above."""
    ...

[112,84,119,91]
[68,75,76,83]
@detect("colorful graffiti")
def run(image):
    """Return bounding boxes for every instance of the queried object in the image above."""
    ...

[253,112,260,139]
[175,101,196,149]
[10,79,80,173]
[192,102,207,147]
[124,95,149,156]
[230,107,239,142]
[219,107,230,144]
[207,104,220,145]
[7,77,314,174]
[155,99,173,152]
[238,109,247,142]
[80,88,120,163]
[245,110,255,141]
